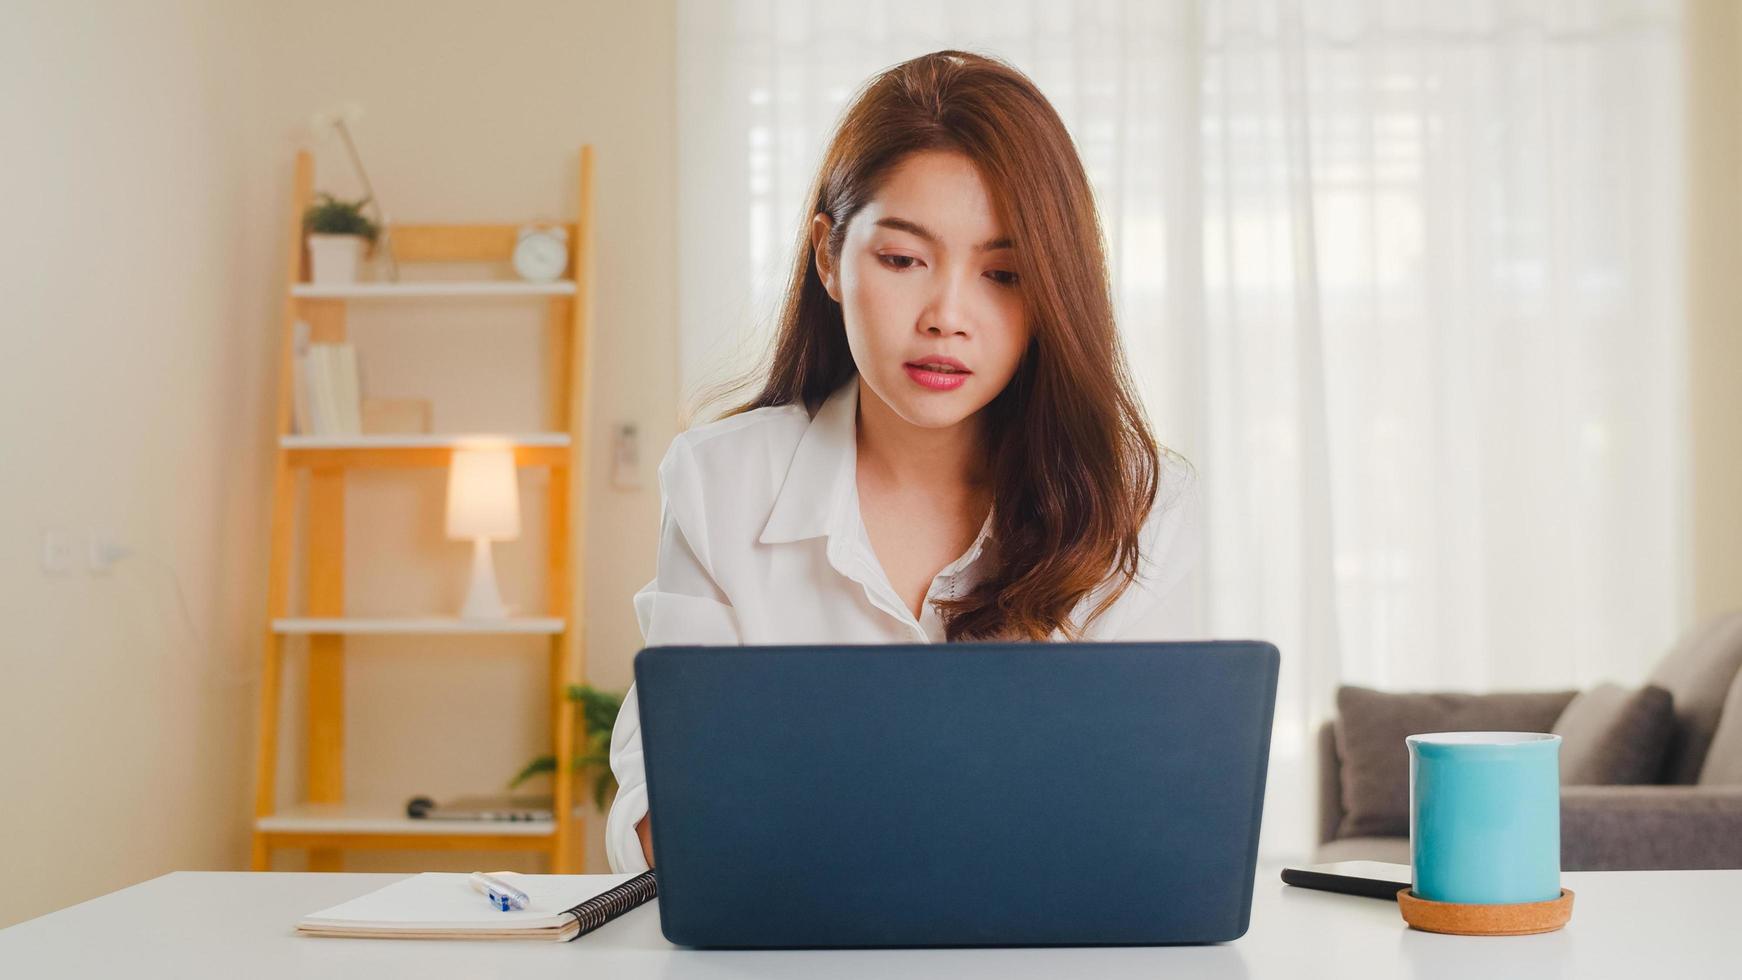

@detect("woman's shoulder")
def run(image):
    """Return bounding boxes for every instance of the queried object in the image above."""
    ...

[1109,450,1202,603]
[650,403,820,578]
[653,402,816,539]
[1156,448,1198,505]
[1072,451,1202,640]
[1142,449,1200,548]
[660,402,813,477]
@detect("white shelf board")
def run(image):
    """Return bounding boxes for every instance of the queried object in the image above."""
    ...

[256,802,556,837]
[291,280,575,298]
[280,433,571,450]
[271,617,565,635]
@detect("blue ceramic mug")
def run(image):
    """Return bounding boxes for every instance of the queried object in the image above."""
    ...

[1407,732,1562,905]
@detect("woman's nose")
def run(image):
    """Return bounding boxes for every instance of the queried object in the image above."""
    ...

[921,275,972,337]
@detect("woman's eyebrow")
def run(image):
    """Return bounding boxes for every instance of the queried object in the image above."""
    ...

[873,216,1012,252]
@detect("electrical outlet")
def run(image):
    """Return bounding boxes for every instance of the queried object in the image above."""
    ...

[611,422,642,490]
[40,529,77,574]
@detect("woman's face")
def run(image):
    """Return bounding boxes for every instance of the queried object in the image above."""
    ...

[812,150,1029,430]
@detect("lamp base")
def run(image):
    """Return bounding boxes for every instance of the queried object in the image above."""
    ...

[460,537,509,619]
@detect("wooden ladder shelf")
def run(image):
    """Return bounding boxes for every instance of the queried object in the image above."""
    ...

[249,146,597,873]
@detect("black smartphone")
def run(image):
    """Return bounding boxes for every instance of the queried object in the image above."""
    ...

[1280,860,1412,900]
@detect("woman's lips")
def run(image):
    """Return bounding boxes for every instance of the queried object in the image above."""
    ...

[903,362,971,391]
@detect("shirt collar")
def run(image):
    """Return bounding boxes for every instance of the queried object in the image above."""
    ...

[756,374,996,575]
[758,374,861,545]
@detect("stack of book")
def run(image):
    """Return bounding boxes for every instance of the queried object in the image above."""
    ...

[291,320,363,435]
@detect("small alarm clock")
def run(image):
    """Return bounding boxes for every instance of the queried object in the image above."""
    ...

[513,224,569,282]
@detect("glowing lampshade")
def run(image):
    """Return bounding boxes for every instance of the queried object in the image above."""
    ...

[445,447,520,618]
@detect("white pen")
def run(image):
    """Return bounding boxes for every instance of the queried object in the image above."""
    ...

[469,871,530,911]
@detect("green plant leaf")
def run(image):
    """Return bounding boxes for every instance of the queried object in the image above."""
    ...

[303,191,380,242]
[505,684,628,809]
[509,754,556,790]
[566,683,623,734]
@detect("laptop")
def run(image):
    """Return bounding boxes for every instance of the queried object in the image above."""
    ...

[634,640,1279,948]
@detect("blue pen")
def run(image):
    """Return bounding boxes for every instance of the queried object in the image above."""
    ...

[469,871,530,911]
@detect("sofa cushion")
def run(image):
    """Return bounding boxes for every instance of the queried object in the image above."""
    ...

[1334,685,1577,839]
[1561,785,1742,870]
[1648,612,1742,784]
[1697,665,1742,785]
[1552,683,1675,785]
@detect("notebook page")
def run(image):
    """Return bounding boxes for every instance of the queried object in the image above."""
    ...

[299,871,637,933]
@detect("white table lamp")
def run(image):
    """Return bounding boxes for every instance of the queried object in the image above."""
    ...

[446,446,521,619]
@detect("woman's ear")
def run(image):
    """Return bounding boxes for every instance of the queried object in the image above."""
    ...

[810,213,840,302]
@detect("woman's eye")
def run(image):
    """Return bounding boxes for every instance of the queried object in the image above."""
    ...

[986,270,1020,287]
[878,254,919,270]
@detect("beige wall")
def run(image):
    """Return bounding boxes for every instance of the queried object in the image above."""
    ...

[0,0,276,930]
[0,0,676,927]
[1688,0,1742,621]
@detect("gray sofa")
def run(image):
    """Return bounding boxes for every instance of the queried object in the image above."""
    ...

[1316,612,1742,871]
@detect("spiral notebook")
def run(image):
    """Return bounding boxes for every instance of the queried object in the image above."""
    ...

[296,870,657,942]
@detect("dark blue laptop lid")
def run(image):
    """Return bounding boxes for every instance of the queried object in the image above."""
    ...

[635,640,1279,948]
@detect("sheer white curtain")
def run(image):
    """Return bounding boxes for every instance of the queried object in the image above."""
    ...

[676,0,1689,859]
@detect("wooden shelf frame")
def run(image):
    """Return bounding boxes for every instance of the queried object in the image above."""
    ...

[289,280,577,298]
[251,147,597,873]
[270,617,566,635]
[279,433,571,449]
[256,803,558,852]
[281,434,571,470]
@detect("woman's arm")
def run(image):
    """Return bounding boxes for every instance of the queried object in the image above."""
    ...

[636,812,654,867]
[606,439,743,873]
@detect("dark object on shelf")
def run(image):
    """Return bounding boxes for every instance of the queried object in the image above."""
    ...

[404,793,554,822]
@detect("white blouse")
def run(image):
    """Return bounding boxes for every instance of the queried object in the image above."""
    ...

[605,374,1203,872]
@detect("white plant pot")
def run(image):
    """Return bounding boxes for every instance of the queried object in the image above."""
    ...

[307,234,368,284]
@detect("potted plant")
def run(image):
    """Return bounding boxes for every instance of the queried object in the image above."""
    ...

[509,683,624,810]
[303,192,380,284]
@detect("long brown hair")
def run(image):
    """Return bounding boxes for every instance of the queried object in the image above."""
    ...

[723,49,1163,641]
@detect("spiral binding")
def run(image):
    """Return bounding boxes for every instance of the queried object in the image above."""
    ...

[563,870,658,941]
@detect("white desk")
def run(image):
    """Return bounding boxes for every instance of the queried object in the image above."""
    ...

[0,866,1731,978]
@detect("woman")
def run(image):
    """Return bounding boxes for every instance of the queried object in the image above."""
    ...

[607,50,1202,873]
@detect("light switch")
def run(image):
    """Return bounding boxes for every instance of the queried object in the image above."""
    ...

[40,529,77,574]
[611,423,642,490]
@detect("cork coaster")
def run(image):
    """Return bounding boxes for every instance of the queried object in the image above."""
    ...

[1396,887,1574,936]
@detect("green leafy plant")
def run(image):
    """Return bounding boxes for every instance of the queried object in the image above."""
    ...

[508,683,623,810]
[303,191,380,243]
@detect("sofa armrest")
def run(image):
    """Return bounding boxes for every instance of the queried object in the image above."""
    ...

[1561,785,1742,870]
[1317,719,1343,845]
